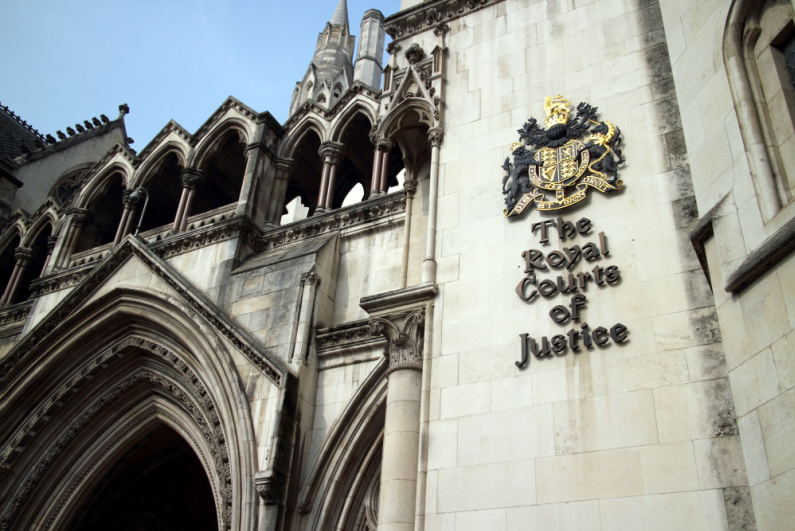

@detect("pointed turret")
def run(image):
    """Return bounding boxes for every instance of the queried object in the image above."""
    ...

[288,0,357,116]
[329,0,349,31]
[353,9,385,91]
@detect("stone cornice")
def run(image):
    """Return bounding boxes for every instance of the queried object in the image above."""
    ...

[191,97,259,147]
[261,191,406,251]
[384,0,504,41]
[315,319,386,355]
[0,300,33,328]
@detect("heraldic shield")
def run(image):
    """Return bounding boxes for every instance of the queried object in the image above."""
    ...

[502,95,625,217]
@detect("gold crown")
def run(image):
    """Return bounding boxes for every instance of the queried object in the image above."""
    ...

[544,95,571,128]
[510,141,523,152]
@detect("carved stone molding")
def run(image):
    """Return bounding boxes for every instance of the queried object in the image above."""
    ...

[261,191,406,251]
[403,179,418,197]
[0,300,32,327]
[318,141,345,165]
[384,0,502,41]
[316,320,383,353]
[0,336,233,530]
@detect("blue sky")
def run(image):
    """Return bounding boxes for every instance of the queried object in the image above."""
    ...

[1,0,399,150]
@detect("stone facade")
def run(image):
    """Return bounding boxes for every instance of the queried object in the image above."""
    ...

[0,0,793,530]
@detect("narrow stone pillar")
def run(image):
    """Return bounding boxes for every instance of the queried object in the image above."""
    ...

[401,180,418,288]
[370,147,383,198]
[1,247,33,305]
[377,139,393,194]
[369,309,426,531]
[113,190,135,246]
[316,142,344,213]
[176,169,204,232]
[55,209,91,269]
[266,160,296,227]
[39,236,57,276]
[422,129,443,284]
[290,267,321,365]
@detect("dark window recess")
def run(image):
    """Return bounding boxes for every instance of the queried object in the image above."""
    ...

[782,33,795,89]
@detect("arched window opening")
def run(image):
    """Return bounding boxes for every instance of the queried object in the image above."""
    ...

[194,130,247,216]
[290,129,323,216]
[728,0,795,214]
[12,224,51,304]
[281,195,310,224]
[333,113,375,208]
[341,183,365,207]
[387,168,407,194]
[74,173,124,254]
[0,234,20,299]
[384,144,406,194]
[138,153,183,233]
[73,424,217,531]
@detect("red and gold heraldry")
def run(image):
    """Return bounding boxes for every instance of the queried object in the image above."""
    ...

[502,95,625,217]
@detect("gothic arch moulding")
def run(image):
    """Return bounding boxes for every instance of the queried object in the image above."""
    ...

[296,358,387,531]
[76,162,132,210]
[0,285,270,530]
[330,99,379,143]
[190,119,251,171]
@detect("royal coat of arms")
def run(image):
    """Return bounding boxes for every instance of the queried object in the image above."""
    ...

[502,95,625,217]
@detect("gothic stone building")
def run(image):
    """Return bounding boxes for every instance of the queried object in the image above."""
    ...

[0,0,794,529]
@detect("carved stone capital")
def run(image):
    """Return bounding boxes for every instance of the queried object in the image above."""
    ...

[275,159,296,181]
[68,208,92,227]
[14,247,33,267]
[181,168,205,190]
[300,266,321,287]
[318,141,344,165]
[428,128,444,147]
[255,475,284,505]
[369,308,425,374]
[46,236,58,254]
[376,138,394,152]
[403,179,418,196]
[122,189,138,208]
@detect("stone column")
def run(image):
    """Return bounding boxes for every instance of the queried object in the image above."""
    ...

[39,235,57,276]
[55,209,91,269]
[401,180,417,289]
[370,146,383,198]
[290,267,321,366]
[266,159,296,228]
[377,138,393,194]
[176,169,204,232]
[315,142,344,214]
[113,189,133,246]
[1,247,33,305]
[370,309,425,531]
[422,129,443,284]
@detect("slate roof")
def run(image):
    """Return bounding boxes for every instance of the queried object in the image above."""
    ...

[0,104,44,162]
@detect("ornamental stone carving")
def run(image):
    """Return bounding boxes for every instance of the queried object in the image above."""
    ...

[181,168,205,190]
[369,308,425,373]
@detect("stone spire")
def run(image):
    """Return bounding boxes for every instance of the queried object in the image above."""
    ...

[329,0,349,30]
[288,0,356,116]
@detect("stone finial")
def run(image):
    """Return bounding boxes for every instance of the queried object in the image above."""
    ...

[56,131,66,140]
[66,127,76,136]
[329,0,349,29]
[92,117,101,126]
[83,120,93,130]
[118,103,130,115]
[45,134,56,144]
[75,124,85,133]
[100,114,109,123]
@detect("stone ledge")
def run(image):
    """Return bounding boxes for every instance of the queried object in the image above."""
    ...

[261,191,406,251]
[384,0,504,41]
[360,283,437,315]
[725,214,795,293]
